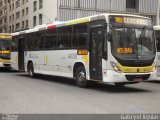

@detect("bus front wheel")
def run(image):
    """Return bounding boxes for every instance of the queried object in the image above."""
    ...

[75,66,88,88]
[28,62,35,77]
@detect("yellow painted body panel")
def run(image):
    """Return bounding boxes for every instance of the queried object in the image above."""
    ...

[117,63,155,73]
[65,18,89,26]
[0,59,11,64]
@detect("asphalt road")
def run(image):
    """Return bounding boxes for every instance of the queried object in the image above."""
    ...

[0,69,160,114]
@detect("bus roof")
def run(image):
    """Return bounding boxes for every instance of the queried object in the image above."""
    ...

[12,13,151,36]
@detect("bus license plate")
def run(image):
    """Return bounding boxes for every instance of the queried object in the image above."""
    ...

[133,78,143,82]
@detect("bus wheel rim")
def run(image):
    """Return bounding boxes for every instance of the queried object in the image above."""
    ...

[29,68,33,75]
[78,72,85,82]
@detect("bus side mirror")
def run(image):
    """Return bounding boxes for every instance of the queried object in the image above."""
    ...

[108,33,112,42]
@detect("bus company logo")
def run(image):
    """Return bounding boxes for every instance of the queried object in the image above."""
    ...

[1,114,18,120]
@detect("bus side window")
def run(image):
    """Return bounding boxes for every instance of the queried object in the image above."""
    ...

[39,36,45,50]
[43,28,58,50]
[12,36,18,51]
[73,23,88,48]
[34,31,42,50]
[26,33,34,50]
[44,35,57,50]
[58,26,72,49]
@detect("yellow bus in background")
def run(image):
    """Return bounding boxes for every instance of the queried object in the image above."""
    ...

[0,33,12,68]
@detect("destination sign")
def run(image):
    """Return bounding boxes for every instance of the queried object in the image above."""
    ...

[123,17,151,25]
[110,16,152,26]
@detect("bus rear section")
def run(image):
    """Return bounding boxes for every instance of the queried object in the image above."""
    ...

[0,34,12,68]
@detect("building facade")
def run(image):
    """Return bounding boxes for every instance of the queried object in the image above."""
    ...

[0,0,9,33]
[8,0,57,33]
[28,0,57,28]
[58,0,158,24]
[1,0,159,33]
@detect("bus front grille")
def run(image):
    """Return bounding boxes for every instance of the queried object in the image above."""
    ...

[125,74,150,81]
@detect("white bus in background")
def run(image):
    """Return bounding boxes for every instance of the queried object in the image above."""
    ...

[154,26,160,79]
[11,13,156,88]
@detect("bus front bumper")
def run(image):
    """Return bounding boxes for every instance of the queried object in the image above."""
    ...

[103,70,156,83]
[0,59,11,68]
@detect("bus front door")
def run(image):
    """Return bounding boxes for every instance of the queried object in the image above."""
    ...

[18,38,25,71]
[90,27,104,81]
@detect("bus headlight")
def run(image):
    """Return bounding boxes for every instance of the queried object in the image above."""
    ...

[110,61,121,72]
[152,65,156,72]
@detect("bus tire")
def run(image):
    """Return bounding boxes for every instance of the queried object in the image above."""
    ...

[114,83,125,87]
[28,62,35,77]
[75,66,88,88]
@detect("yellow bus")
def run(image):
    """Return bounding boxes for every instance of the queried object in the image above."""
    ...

[0,33,12,68]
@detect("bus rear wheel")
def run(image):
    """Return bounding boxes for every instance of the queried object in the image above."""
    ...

[75,66,88,88]
[28,62,35,77]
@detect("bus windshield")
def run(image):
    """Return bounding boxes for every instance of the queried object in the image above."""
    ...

[0,39,11,50]
[0,39,11,60]
[111,26,155,61]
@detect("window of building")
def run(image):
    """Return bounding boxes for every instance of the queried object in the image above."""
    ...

[10,5,11,11]
[16,23,20,30]
[9,26,11,32]
[12,14,14,20]
[16,0,20,8]
[26,7,28,15]
[4,8,6,14]
[12,25,14,32]
[33,1,37,11]
[12,3,14,10]
[9,16,11,22]
[16,11,20,19]
[3,17,6,23]
[39,0,42,9]
[0,20,2,25]
[0,1,3,7]
[22,9,24,16]
[22,21,24,28]
[39,14,42,25]
[126,0,137,9]
[26,20,28,28]
[22,0,25,5]
[33,16,36,27]
[0,10,2,16]
[4,0,7,4]
[3,27,6,33]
